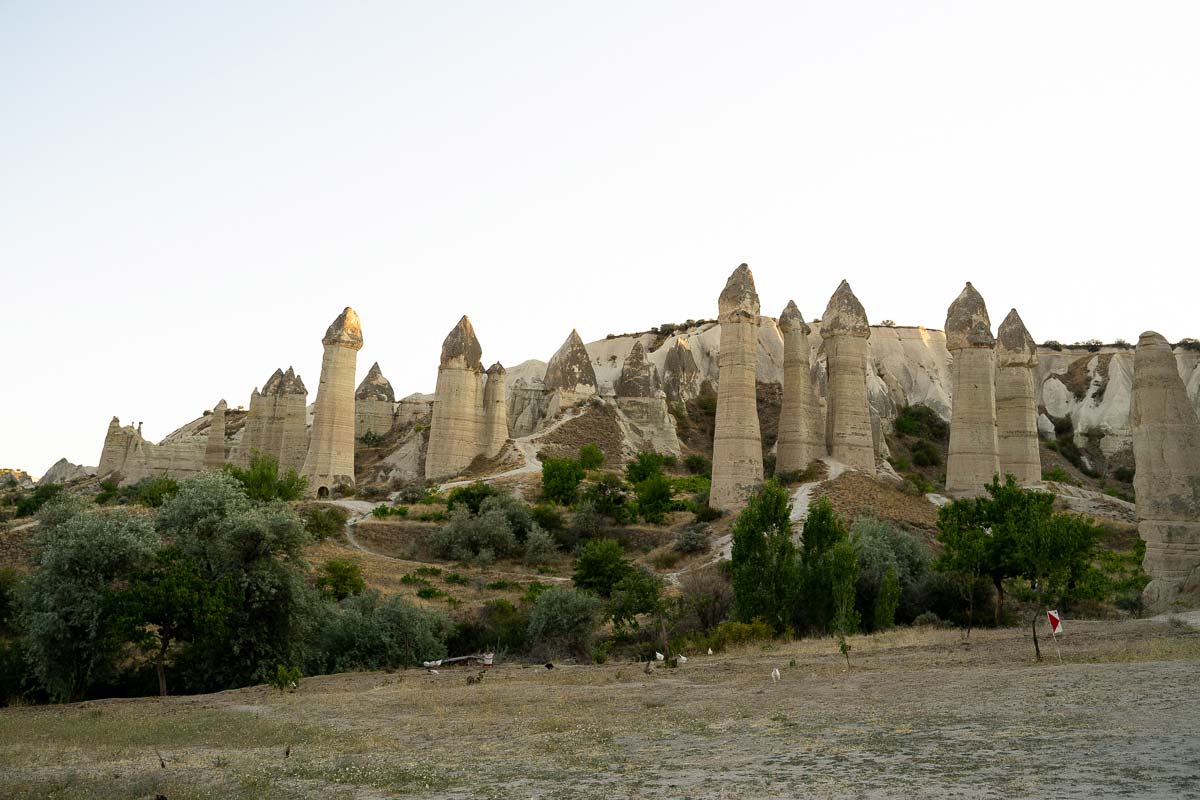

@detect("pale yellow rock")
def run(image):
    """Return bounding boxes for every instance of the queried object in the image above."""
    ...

[244,368,310,471]
[426,316,485,479]
[482,362,509,458]
[302,307,363,496]
[97,416,205,485]
[355,362,396,440]
[820,280,876,474]
[711,264,764,511]
[1132,331,1200,611]
[944,283,999,496]
[203,400,228,468]
[995,309,1041,485]
[777,300,823,474]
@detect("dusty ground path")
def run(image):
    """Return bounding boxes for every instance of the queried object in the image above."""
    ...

[2,619,1198,799]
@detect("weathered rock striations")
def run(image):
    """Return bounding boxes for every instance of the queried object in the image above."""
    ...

[615,342,659,398]
[426,316,486,479]
[97,416,205,484]
[776,301,824,474]
[1132,331,1200,611]
[944,283,999,496]
[302,307,363,496]
[615,341,680,455]
[821,281,876,474]
[203,400,228,468]
[355,362,396,440]
[243,368,308,470]
[543,329,598,419]
[38,458,95,485]
[661,336,704,402]
[482,362,509,458]
[995,309,1041,485]
[711,264,764,511]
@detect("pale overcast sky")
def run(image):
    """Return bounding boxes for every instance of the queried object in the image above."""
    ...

[2,1,1198,477]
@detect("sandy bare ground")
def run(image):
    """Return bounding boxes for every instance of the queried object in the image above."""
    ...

[1,618,1198,799]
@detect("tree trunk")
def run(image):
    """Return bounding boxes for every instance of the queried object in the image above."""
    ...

[156,639,169,697]
[993,576,1005,626]
[1030,615,1041,662]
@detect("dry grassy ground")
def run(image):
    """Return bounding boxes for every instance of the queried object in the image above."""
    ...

[2,618,1198,799]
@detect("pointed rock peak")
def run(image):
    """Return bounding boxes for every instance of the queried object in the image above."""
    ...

[945,282,994,350]
[287,371,308,396]
[671,335,693,352]
[108,416,121,429]
[544,329,597,392]
[778,300,810,334]
[820,280,870,338]
[486,362,506,376]
[718,263,761,319]
[440,315,483,369]
[251,387,261,398]
[356,362,395,402]
[1138,330,1172,350]
[323,307,364,349]
[213,399,228,413]
[262,368,286,395]
[616,340,658,397]
[997,308,1036,358]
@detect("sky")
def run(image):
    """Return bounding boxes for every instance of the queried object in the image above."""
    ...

[2,1,1198,478]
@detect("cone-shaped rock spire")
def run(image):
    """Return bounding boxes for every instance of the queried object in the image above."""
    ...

[427,316,488,479]
[821,281,876,473]
[995,309,1040,484]
[1132,331,1200,611]
[303,307,363,494]
[777,301,823,473]
[615,341,659,397]
[544,329,597,393]
[204,399,228,468]
[711,264,764,510]
[944,283,999,495]
[355,362,395,402]
[441,315,483,370]
[323,307,364,349]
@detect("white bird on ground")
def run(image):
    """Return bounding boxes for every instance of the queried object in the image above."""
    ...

[771,668,781,683]
[678,655,687,664]
[426,669,439,675]
[707,648,713,655]
[655,652,665,661]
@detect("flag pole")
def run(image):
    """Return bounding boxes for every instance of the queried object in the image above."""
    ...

[1051,629,1062,664]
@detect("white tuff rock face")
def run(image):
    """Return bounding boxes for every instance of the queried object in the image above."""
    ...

[821,280,876,475]
[203,399,228,469]
[711,264,764,511]
[303,307,363,496]
[482,363,509,459]
[995,309,1041,485]
[1132,331,1200,612]
[38,458,95,485]
[944,283,999,496]
[243,367,309,471]
[776,300,823,474]
[426,315,486,480]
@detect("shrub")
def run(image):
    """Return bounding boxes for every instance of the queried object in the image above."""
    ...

[542,458,585,505]
[526,586,604,660]
[357,484,389,501]
[131,477,180,508]
[523,524,558,566]
[557,500,603,552]
[270,665,302,693]
[634,474,674,524]
[446,481,499,515]
[581,473,631,523]
[684,455,711,475]
[312,591,450,673]
[302,505,349,541]
[317,559,366,601]
[651,550,682,570]
[479,494,534,542]
[572,538,633,597]
[417,586,444,599]
[675,565,733,634]
[1042,467,1073,484]
[625,452,666,484]
[608,567,664,631]
[358,430,384,447]
[1112,466,1135,484]
[893,405,948,441]
[873,568,901,631]
[530,503,565,532]
[391,480,432,504]
[447,599,529,655]
[221,453,307,502]
[688,619,774,653]
[15,483,63,517]
[910,440,941,467]
[731,480,799,634]
[674,523,710,554]
[851,518,931,631]
[912,611,941,626]
[430,507,518,564]
[578,444,605,470]
[372,504,409,519]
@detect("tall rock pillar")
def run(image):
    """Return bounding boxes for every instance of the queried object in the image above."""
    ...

[302,307,363,495]
[482,363,509,458]
[204,399,228,468]
[776,300,823,474]
[944,283,999,496]
[820,280,876,475]
[426,315,485,479]
[710,264,763,511]
[995,309,1041,485]
[1132,331,1200,611]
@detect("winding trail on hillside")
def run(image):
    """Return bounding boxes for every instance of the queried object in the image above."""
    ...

[438,407,586,492]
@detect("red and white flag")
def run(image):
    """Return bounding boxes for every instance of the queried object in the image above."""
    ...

[1047,610,1063,634]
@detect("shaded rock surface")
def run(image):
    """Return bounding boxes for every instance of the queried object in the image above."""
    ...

[944,283,999,496]
[711,264,764,510]
[777,300,824,474]
[995,309,1041,484]
[303,307,363,494]
[821,281,876,474]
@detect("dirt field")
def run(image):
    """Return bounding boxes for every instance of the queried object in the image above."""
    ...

[2,618,1198,799]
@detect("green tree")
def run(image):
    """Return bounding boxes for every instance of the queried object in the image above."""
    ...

[634,473,674,524]
[581,472,631,523]
[828,538,861,665]
[873,568,901,631]
[796,497,850,633]
[572,538,633,597]
[110,548,233,696]
[730,480,799,634]
[625,451,666,484]
[607,567,664,633]
[221,452,307,502]
[446,481,499,515]
[312,591,450,673]
[542,458,585,505]
[1016,509,1099,660]
[317,558,367,601]
[526,586,604,660]
[578,444,605,470]
[20,509,159,701]
[934,499,991,635]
